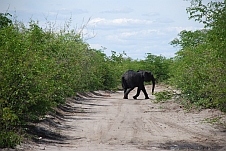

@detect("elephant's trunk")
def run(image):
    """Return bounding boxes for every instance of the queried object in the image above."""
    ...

[151,76,155,95]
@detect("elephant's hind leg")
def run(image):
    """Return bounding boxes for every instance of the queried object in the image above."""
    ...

[123,87,134,99]
[123,88,127,99]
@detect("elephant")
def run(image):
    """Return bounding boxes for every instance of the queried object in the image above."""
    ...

[121,70,155,99]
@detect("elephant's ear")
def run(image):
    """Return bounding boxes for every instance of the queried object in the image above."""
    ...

[139,71,145,77]
[142,71,148,80]
[143,71,148,77]
[143,71,152,82]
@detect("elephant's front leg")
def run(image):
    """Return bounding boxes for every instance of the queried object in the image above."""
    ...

[141,86,149,99]
[123,87,134,99]
[133,87,141,99]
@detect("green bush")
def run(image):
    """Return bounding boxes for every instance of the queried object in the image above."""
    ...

[144,53,171,82]
[0,12,176,148]
[170,1,226,111]
[0,15,125,148]
[0,131,21,148]
[154,90,173,103]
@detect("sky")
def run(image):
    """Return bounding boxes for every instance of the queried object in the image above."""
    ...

[0,0,210,59]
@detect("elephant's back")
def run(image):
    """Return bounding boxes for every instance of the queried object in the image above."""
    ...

[122,70,142,88]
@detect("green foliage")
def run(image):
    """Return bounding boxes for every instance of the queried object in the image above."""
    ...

[0,12,177,148]
[154,90,173,103]
[170,1,226,112]
[0,131,22,148]
[0,13,12,29]
[0,16,129,148]
[0,100,22,148]
[144,53,171,82]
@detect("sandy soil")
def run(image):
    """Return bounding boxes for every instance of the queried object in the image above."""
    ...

[17,85,226,151]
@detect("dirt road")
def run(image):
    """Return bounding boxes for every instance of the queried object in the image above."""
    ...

[22,85,226,151]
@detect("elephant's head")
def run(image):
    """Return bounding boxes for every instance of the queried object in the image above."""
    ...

[138,70,155,95]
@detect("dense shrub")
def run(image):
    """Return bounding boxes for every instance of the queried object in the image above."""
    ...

[170,0,226,111]
[0,14,124,148]
[143,53,171,82]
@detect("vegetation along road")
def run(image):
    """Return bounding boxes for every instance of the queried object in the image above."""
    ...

[1,1,226,150]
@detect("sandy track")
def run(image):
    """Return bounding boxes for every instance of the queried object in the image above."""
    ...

[22,85,226,151]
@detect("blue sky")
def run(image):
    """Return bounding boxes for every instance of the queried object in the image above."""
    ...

[0,0,210,59]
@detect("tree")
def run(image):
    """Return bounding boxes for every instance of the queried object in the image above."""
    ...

[170,0,226,111]
[0,13,12,29]
[144,53,171,82]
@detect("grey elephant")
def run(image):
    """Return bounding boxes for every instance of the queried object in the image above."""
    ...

[122,70,155,99]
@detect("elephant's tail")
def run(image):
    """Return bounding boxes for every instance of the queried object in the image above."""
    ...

[122,77,126,89]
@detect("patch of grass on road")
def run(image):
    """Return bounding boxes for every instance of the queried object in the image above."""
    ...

[154,90,173,103]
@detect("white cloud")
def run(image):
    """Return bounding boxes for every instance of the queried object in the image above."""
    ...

[166,26,203,33]
[121,30,160,38]
[89,18,153,28]
[0,0,206,59]
[88,43,103,50]
[106,35,127,43]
